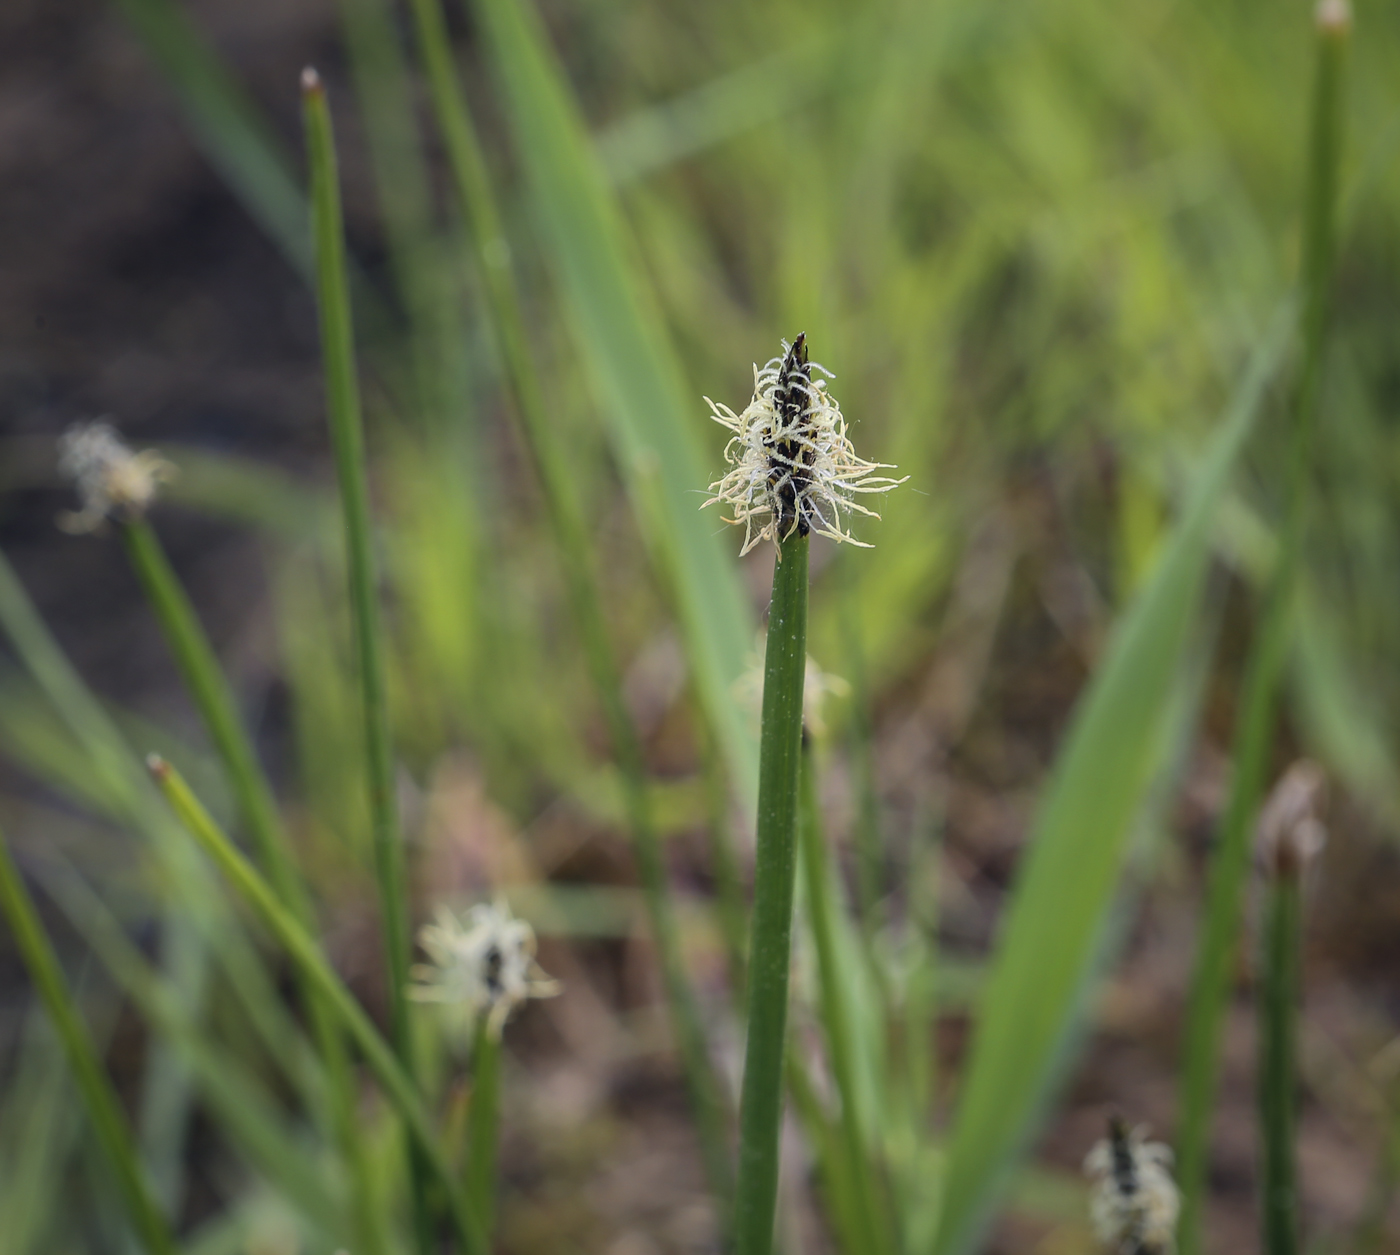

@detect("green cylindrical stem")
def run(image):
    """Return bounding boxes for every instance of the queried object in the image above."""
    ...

[118,519,291,903]
[1259,870,1303,1255]
[734,534,810,1255]
[302,71,429,1253]
[798,752,891,1255]
[466,1025,501,1240]
[148,756,487,1255]
[0,829,176,1255]
[404,0,735,1212]
[117,516,388,1255]
[1175,12,1347,1252]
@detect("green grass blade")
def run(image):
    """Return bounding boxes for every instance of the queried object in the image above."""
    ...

[1175,10,1349,1247]
[0,826,176,1255]
[931,310,1292,1255]
[148,755,488,1255]
[301,67,430,1253]
[33,859,350,1242]
[468,0,759,807]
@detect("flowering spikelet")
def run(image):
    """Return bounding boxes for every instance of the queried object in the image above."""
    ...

[703,335,906,556]
[57,420,175,534]
[409,900,560,1040]
[1084,1117,1180,1255]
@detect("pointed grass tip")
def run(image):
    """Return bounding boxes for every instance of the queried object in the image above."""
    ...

[300,66,324,98]
[145,753,171,782]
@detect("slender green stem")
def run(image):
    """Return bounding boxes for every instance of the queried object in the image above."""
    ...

[1259,866,1303,1255]
[1174,11,1347,1252]
[465,1025,501,1241]
[734,534,810,1255]
[404,0,735,1212]
[0,827,175,1255]
[798,751,891,1255]
[118,519,290,898]
[301,69,432,1253]
[117,516,388,1255]
[148,755,487,1255]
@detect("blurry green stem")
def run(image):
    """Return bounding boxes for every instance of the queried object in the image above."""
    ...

[302,70,432,1253]
[1258,863,1302,1255]
[1175,10,1347,1252]
[405,0,734,1212]
[735,534,810,1255]
[465,1025,501,1240]
[798,751,891,1255]
[117,515,388,1255]
[0,828,175,1255]
[148,756,486,1255]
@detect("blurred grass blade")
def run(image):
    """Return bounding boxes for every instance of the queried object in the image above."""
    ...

[931,311,1291,1255]
[468,0,759,807]
[302,67,431,1254]
[109,0,310,274]
[148,755,488,1255]
[0,826,176,1255]
[1175,10,1348,1247]
[34,859,349,1242]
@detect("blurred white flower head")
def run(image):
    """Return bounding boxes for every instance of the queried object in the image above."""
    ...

[410,900,559,1040]
[57,420,174,534]
[703,335,906,556]
[1084,1118,1179,1255]
[735,639,851,739]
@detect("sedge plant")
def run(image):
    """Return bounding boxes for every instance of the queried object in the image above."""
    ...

[705,333,904,1255]
[1174,6,1350,1250]
[301,66,434,1253]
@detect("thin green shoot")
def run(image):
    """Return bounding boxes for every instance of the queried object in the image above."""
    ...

[0,826,176,1255]
[1174,10,1349,1249]
[301,66,431,1252]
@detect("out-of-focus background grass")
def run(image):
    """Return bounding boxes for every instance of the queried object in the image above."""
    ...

[1,0,1399,1251]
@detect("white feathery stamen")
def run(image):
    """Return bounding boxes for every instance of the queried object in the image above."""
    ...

[702,337,907,556]
[409,900,560,1040]
[1084,1121,1180,1255]
[57,420,174,534]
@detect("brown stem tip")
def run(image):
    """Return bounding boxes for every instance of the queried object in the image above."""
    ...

[300,66,323,97]
[145,753,171,782]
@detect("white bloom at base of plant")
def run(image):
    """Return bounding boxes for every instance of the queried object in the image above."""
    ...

[57,420,174,534]
[409,900,560,1040]
[1084,1119,1180,1255]
[703,335,906,556]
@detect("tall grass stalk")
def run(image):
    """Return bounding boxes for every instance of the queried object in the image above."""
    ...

[1258,855,1303,1255]
[301,67,432,1252]
[0,826,176,1255]
[798,750,892,1255]
[404,0,734,1211]
[147,754,487,1255]
[116,515,387,1255]
[1174,9,1348,1250]
[734,533,810,1255]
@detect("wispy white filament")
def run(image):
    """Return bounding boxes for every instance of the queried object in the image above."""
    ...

[410,901,560,1040]
[57,420,174,534]
[703,338,906,556]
